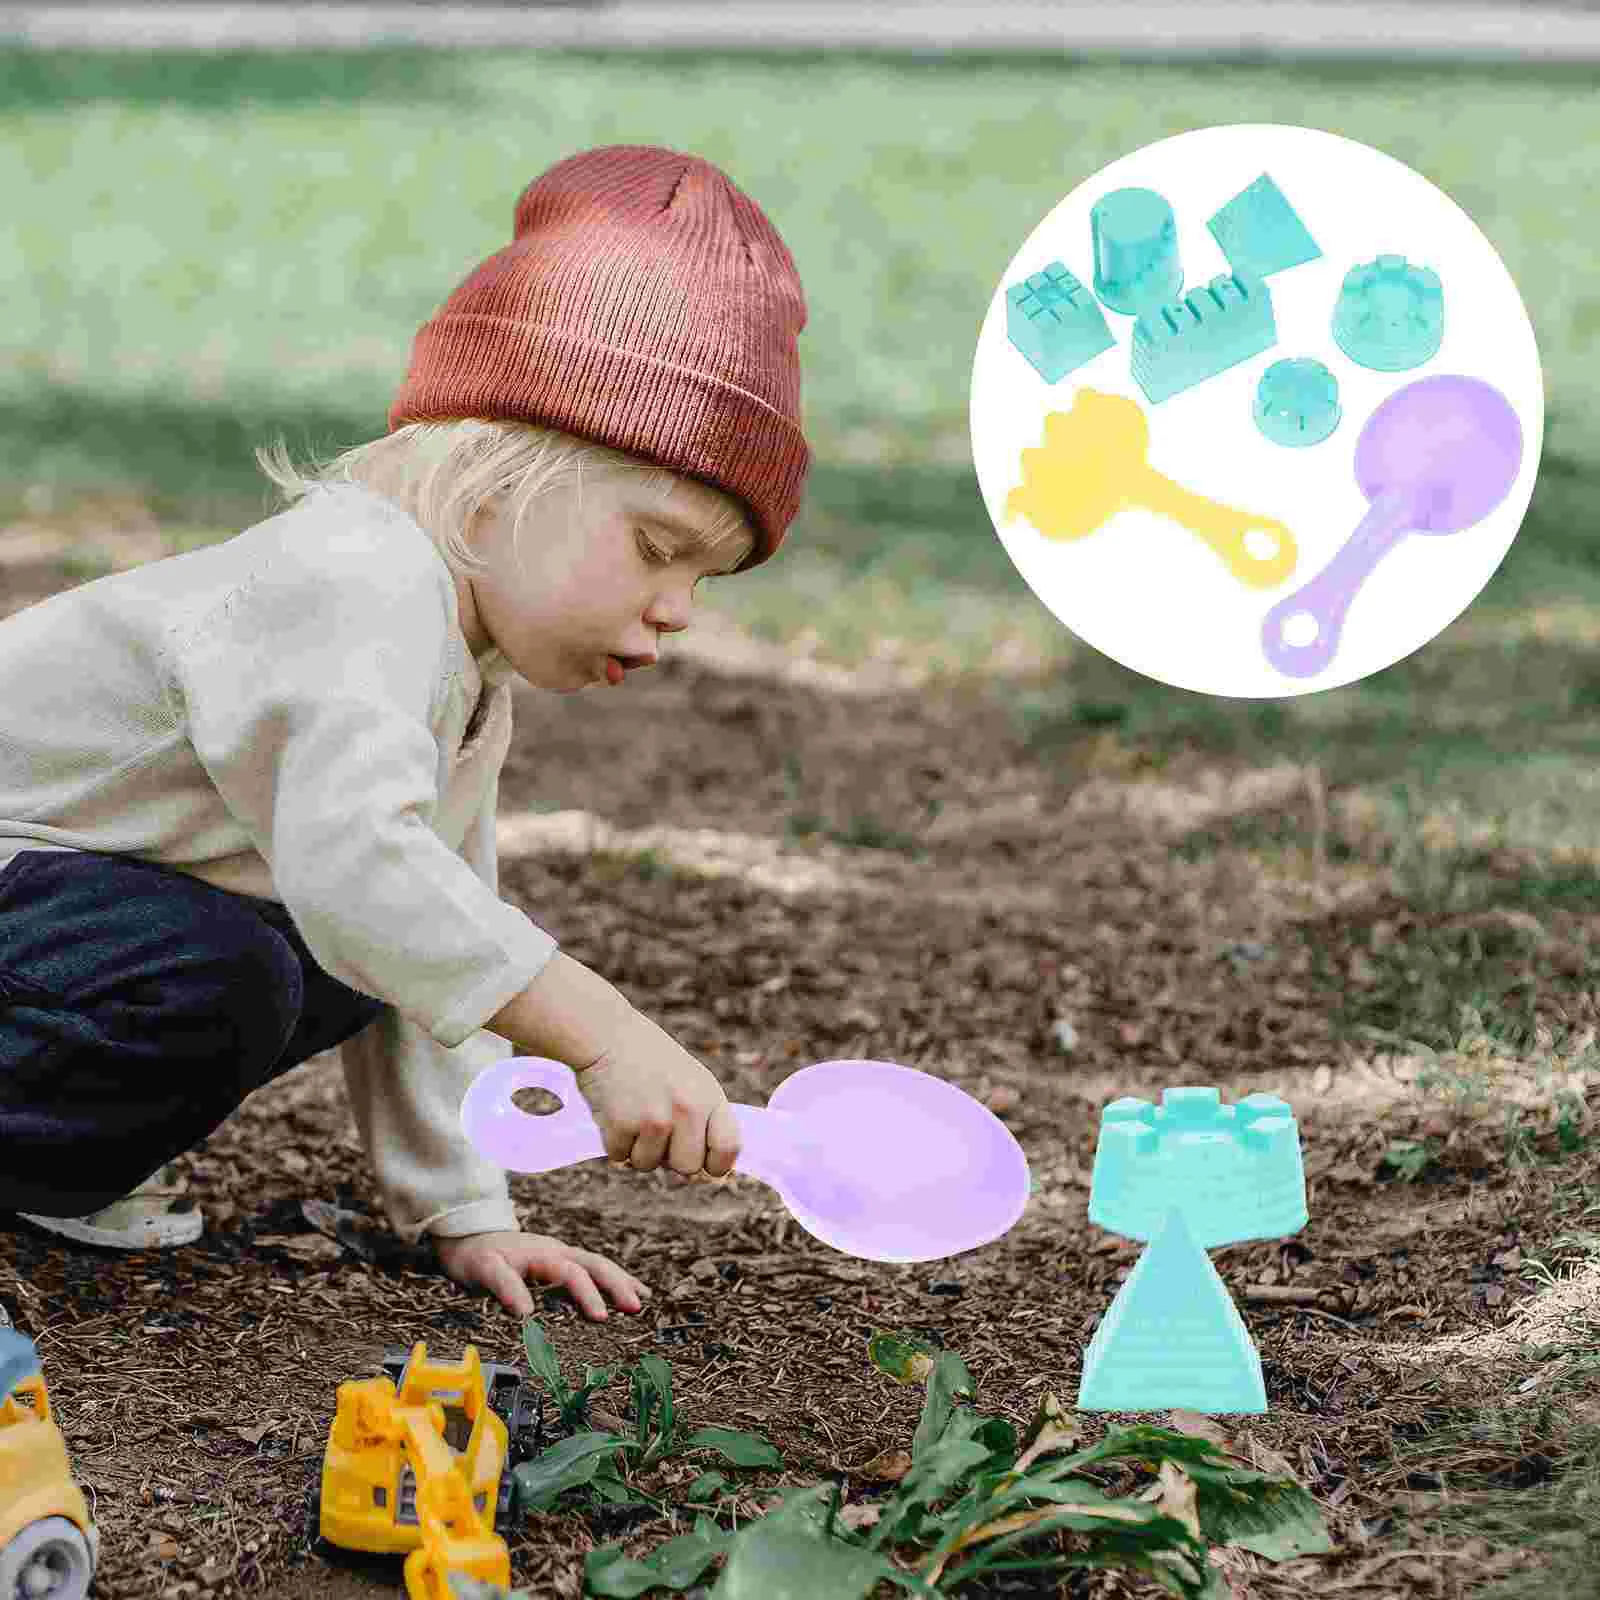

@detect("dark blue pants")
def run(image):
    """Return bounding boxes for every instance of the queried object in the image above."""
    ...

[0,849,387,1216]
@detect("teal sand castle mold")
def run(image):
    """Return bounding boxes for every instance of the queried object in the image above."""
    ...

[1076,1205,1267,1414]
[1207,173,1322,280]
[1255,356,1342,448]
[1006,260,1115,383]
[1130,270,1276,405]
[1090,187,1183,316]
[1088,1086,1307,1250]
[1331,254,1444,372]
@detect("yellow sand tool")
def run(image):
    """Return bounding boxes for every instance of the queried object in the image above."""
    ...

[1005,389,1297,589]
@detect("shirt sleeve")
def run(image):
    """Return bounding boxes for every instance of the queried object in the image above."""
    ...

[164,540,556,1047]
[337,759,527,1244]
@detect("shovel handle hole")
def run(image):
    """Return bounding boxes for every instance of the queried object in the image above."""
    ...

[1281,611,1320,648]
[1242,527,1281,563]
[512,1087,564,1117]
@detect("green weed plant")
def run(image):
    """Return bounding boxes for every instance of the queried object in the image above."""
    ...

[448,1321,1330,1599]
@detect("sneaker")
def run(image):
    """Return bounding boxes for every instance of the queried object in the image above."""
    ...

[18,1164,203,1249]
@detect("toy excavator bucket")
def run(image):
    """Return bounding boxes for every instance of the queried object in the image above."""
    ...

[406,1539,511,1600]
[395,1345,490,1419]
[395,1402,511,1600]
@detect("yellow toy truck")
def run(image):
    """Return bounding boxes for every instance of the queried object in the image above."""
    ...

[320,1341,538,1599]
[1,1328,100,1600]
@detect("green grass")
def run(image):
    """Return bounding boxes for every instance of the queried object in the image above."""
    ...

[2,47,1596,506]
[3,46,1598,869]
[1389,1381,1600,1600]
[1382,1190,1600,1600]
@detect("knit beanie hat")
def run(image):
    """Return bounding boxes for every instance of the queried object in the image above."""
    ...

[389,144,810,572]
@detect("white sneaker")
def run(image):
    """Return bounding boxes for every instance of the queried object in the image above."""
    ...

[19,1164,204,1249]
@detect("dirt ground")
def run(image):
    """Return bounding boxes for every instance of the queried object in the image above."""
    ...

[3,523,1598,1600]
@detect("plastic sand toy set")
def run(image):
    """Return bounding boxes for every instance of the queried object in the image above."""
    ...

[1001,169,1524,682]
[461,1057,1306,1416]
[4,1055,1310,1598]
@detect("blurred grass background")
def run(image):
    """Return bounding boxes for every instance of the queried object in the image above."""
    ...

[2,45,1599,860]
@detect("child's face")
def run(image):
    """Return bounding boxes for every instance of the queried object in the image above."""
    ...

[455,471,751,693]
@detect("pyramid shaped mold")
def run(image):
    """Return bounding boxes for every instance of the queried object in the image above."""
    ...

[1077,1206,1267,1414]
[1088,1086,1307,1249]
[1207,173,1322,280]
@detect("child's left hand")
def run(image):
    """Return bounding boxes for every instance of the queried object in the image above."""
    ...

[432,1228,653,1322]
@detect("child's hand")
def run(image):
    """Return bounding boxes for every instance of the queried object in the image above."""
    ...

[577,1009,741,1179]
[433,1228,652,1321]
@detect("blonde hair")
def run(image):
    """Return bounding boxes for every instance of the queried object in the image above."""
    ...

[252,417,757,577]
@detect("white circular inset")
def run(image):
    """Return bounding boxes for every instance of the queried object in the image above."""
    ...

[970,123,1544,697]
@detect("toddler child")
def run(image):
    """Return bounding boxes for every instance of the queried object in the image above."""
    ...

[0,144,810,1323]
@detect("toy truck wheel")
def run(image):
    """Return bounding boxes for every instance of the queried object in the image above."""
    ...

[0,1516,95,1599]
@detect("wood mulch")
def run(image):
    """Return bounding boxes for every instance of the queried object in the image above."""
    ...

[2,528,1596,1599]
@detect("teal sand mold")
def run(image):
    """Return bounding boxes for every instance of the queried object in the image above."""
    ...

[1006,260,1115,383]
[1090,186,1183,316]
[1255,357,1342,447]
[1076,1206,1268,1414]
[1207,172,1322,280]
[1130,270,1276,405]
[1088,1086,1307,1251]
[1332,254,1444,372]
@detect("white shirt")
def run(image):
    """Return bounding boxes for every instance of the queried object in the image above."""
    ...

[0,480,560,1244]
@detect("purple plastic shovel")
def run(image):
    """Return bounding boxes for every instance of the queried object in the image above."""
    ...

[460,1055,1031,1263]
[1261,374,1523,679]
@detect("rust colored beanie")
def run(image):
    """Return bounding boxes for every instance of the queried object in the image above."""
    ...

[388,144,810,571]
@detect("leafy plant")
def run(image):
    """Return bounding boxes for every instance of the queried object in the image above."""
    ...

[450,1322,1331,1599]
[520,1319,626,1436]
[507,1316,785,1587]
[1379,1138,1435,1182]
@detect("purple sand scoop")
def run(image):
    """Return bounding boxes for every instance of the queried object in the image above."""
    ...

[1261,374,1523,679]
[460,1056,1031,1264]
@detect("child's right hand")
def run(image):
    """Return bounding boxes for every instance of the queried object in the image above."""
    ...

[575,1009,741,1179]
